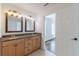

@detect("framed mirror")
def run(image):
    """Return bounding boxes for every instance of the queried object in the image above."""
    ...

[5,13,23,33]
[25,18,35,32]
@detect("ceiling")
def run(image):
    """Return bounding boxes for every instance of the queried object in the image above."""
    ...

[3,3,72,16]
[6,3,56,15]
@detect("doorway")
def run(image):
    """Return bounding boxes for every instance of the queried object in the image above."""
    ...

[44,13,56,54]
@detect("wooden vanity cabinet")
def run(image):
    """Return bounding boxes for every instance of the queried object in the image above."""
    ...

[2,39,24,56]
[1,34,41,56]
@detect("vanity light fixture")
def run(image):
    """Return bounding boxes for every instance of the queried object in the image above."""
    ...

[5,10,22,18]
[6,10,13,16]
[25,15,34,21]
[13,12,18,16]
[25,15,31,19]
[5,10,34,20]
[17,14,22,19]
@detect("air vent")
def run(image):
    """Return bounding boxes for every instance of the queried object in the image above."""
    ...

[44,3,49,6]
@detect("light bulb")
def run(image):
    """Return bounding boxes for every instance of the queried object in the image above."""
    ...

[16,14,22,19]
[7,11,13,16]
[13,12,19,17]
[19,14,22,18]
[13,12,16,16]
[26,16,30,19]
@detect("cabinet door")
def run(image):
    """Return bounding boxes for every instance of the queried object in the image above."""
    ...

[32,37,37,50]
[2,45,15,56]
[15,39,24,56]
[25,38,33,55]
[36,37,41,49]
[32,36,41,50]
[2,40,15,56]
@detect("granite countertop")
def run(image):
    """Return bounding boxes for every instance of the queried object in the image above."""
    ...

[0,33,41,42]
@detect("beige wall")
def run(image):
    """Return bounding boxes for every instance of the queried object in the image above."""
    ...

[35,14,45,49]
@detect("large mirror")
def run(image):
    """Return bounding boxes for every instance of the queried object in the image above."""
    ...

[25,18,35,32]
[5,13,23,32]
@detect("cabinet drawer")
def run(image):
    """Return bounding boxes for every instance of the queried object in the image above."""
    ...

[25,41,32,48]
[25,38,32,47]
[32,36,40,40]
[15,39,24,43]
[36,36,40,38]
[25,47,32,54]
[2,40,15,46]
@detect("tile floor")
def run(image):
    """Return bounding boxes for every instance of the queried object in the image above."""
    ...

[29,49,55,56]
[29,39,55,56]
[45,39,55,53]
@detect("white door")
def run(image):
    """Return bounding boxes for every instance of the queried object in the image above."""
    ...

[56,4,79,56]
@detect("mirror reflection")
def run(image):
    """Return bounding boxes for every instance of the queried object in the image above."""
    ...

[6,13,23,32]
[25,18,35,32]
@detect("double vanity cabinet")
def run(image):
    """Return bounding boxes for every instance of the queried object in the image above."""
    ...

[0,10,41,56]
[0,33,41,56]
